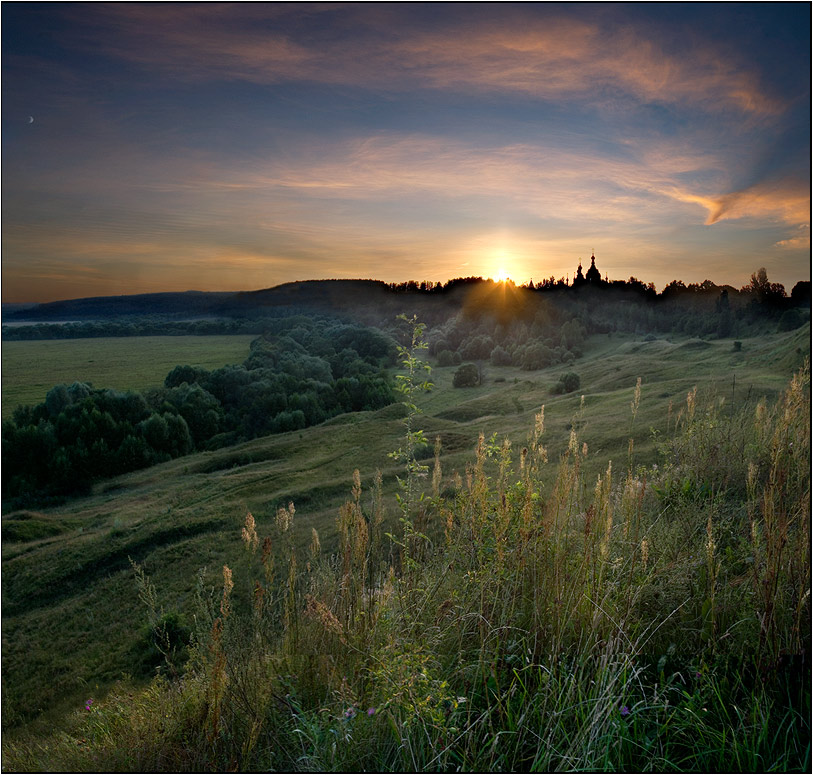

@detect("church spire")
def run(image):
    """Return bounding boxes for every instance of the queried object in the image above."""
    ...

[585,252,601,283]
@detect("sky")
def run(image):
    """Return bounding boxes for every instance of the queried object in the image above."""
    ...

[2,2,810,303]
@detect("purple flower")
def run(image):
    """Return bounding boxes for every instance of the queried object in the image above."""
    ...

[620,705,630,717]
[343,707,356,720]
[85,699,93,711]
[367,707,375,716]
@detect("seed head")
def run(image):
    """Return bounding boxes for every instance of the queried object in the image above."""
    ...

[241,512,258,553]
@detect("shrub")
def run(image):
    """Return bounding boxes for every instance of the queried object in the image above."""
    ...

[778,308,805,331]
[431,337,450,356]
[519,342,553,370]
[733,341,743,351]
[554,371,581,393]
[132,611,191,677]
[453,363,480,387]
[436,349,456,367]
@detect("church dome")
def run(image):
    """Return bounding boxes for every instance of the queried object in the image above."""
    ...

[585,253,601,283]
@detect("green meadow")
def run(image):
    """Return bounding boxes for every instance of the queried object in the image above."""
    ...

[1,335,255,420]
[1,325,809,771]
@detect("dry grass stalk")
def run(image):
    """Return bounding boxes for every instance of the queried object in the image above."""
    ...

[275,502,295,533]
[432,436,442,498]
[220,565,233,618]
[241,512,258,553]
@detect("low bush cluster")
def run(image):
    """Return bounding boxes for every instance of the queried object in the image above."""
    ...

[429,309,586,371]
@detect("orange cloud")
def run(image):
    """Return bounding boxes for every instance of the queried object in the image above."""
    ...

[664,179,810,229]
[704,182,809,226]
[171,133,713,229]
[775,224,811,250]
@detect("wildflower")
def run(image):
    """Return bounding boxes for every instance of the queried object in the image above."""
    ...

[85,699,93,711]
[343,707,357,720]
[620,705,630,717]
[367,707,375,716]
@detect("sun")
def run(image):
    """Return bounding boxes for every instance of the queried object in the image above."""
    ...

[495,266,510,283]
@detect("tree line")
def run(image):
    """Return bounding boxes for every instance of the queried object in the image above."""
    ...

[2,317,397,506]
[5,269,808,343]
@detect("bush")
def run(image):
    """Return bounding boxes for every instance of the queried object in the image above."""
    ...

[436,349,456,367]
[778,308,805,331]
[132,611,191,677]
[453,363,480,387]
[431,337,450,356]
[519,342,553,370]
[733,341,743,352]
[554,371,581,394]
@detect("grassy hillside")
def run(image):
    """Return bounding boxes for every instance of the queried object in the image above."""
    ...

[1,335,255,420]
[1,326,808,759]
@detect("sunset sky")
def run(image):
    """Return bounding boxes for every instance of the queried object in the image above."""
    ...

[2,3,810,303]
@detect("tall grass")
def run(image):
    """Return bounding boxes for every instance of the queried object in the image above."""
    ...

[4,356,809,773]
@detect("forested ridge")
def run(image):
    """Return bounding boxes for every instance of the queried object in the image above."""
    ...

[3,268,809,509]
[4,269,809,340]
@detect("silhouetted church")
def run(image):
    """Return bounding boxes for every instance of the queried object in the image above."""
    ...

[574,253,602,286]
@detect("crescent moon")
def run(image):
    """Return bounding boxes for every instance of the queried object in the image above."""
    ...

[27,116,34,124]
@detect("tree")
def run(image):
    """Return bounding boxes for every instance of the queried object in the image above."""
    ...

[164,365,209,389]
[519,342,553,371]
[436,349,456,367]
[458,334,495,361]
[746,267,786,309]
[790,281,811,306]
[490,345,512,366]
[453,363,480,387]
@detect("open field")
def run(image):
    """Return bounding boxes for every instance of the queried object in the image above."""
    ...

[2,324,808,743]
[1,335,256,420]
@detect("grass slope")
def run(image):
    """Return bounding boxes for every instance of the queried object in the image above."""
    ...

[1,326,808,735]
[1,335,255,420]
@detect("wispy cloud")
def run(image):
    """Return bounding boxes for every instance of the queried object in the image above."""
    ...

[775,224,810,250]
[73,5,781,116]
[664,179,809,228]
[168,133,718,225]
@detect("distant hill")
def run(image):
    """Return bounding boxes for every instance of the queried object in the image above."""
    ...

[224,279,394,315]
[3,280,461,324]
[3,290,237,321]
